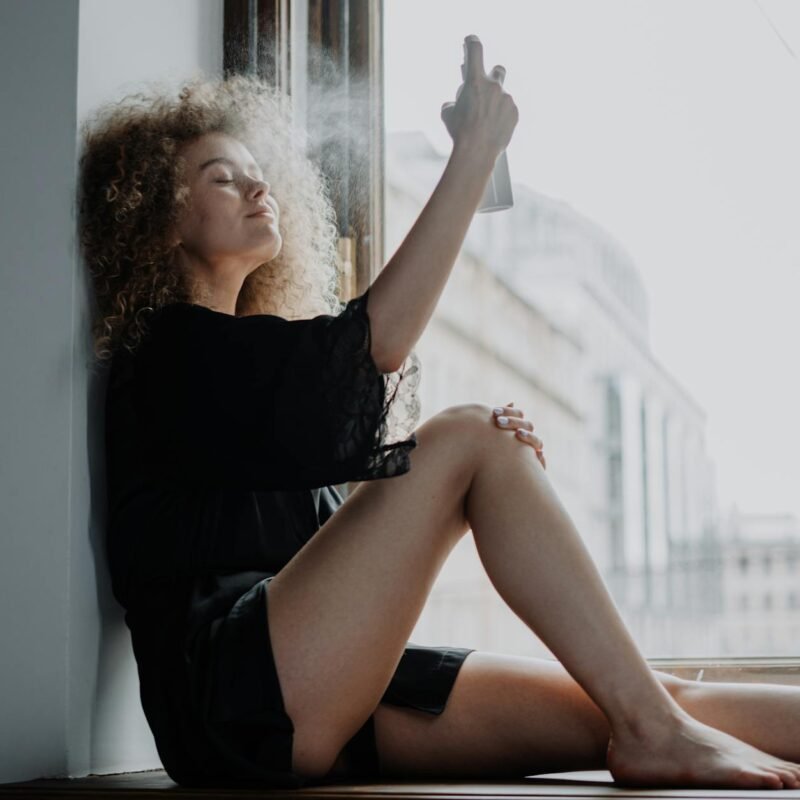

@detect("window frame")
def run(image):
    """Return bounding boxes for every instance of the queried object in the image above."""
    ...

[224,0,384,300]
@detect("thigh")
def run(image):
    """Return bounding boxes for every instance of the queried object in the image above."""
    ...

[372,651,686,779]
[266,405,508,778]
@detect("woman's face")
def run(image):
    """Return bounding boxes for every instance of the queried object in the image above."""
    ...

[171,132,282,273]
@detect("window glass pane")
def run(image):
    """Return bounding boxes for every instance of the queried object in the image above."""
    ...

[384,0,800,658]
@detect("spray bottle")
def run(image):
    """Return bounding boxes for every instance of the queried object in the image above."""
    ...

[458,37,514,213]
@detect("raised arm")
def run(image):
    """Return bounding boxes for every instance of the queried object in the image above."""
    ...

[367,35,519,372]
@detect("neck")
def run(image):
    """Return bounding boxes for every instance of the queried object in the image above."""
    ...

[176,250,246,316]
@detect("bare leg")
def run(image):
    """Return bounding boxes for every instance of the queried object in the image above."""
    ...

[464,426,800,789]
[370,653,800,779]
[267,406,479,778]
[267,404,800,787]
[677,680,800,763]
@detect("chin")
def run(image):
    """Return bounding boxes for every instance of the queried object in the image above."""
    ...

[265,230,282,253]
[251,247,282,272]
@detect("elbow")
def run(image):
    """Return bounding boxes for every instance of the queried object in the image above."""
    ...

[365,300,404,372]
[370,342,403,374]
[373,352,403,374]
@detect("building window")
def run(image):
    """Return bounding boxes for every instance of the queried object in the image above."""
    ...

[739,555,749,573]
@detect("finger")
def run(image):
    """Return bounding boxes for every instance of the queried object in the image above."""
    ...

[463,35,485,80]
[495,416,540,443]
[490,65,506,86]
[493,405,526,420]
[515,428,544,449]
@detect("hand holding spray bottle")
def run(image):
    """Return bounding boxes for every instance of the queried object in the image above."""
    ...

[455,35,514,213]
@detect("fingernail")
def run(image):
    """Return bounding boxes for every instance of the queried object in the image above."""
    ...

[517,428,527,436]
[497,416,509,426]
[493,407,504,415]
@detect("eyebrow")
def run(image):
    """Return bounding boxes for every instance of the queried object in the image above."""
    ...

[199,156,262,175]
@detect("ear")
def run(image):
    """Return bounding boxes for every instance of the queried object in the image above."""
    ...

[166,232,180,248]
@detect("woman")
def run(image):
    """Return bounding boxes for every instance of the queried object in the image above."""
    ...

[79,39,800,790]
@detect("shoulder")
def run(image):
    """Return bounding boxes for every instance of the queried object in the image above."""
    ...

[153,303,292,330]
[107,304,217,378]
[144,302,238,349]
[152,301,229,326]
[135,303,302,373]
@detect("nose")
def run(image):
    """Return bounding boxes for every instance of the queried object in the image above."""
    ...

[250,177,270,198]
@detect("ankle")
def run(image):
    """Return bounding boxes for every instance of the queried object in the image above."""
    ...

[608,687,690,741]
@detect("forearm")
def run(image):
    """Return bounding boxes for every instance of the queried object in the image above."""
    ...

[366,139,497,372]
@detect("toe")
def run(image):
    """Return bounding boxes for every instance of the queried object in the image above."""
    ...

[779,770,800,789]
[762,771,784,790]
[741,769,780,790]
[774,760,800,787]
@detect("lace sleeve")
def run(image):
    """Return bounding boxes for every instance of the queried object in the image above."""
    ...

[273,288,421,484]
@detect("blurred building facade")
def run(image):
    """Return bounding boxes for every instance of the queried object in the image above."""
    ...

[384,131,750,658]
[719,510,800,653]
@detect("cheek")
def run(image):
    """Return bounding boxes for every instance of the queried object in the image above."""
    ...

[197,202,238,236]
[193,188,233,220]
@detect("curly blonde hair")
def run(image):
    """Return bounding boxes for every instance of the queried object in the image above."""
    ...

[78,72,342,365]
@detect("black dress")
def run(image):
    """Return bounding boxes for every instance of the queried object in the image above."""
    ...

[104,287,475,789]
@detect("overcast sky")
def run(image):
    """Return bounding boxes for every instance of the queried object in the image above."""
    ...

[384,0,800,519]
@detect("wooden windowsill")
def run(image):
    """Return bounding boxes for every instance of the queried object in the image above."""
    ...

[647,656,800,686]
[2,768,798,798]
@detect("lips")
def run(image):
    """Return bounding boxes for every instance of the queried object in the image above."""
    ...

[248,207,274,217]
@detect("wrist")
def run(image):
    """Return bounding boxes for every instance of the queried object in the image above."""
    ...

[451,136,499,173]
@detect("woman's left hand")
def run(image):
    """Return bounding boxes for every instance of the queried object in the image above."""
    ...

[492,402,546,470]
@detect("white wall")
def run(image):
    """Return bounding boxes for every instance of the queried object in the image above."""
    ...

[0,0,223,783]
[78,0,224,118]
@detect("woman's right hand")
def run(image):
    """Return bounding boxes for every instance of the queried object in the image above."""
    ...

[441,35,519,159]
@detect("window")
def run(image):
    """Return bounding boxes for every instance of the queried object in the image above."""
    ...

[224,0,383,296]
[384,0,800,663]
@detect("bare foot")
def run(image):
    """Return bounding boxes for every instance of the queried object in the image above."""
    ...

[607,710,800,789]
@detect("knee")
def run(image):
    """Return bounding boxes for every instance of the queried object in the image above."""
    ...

[432,403,523,450]
[417,402,536,486]
[435,402,499,431]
